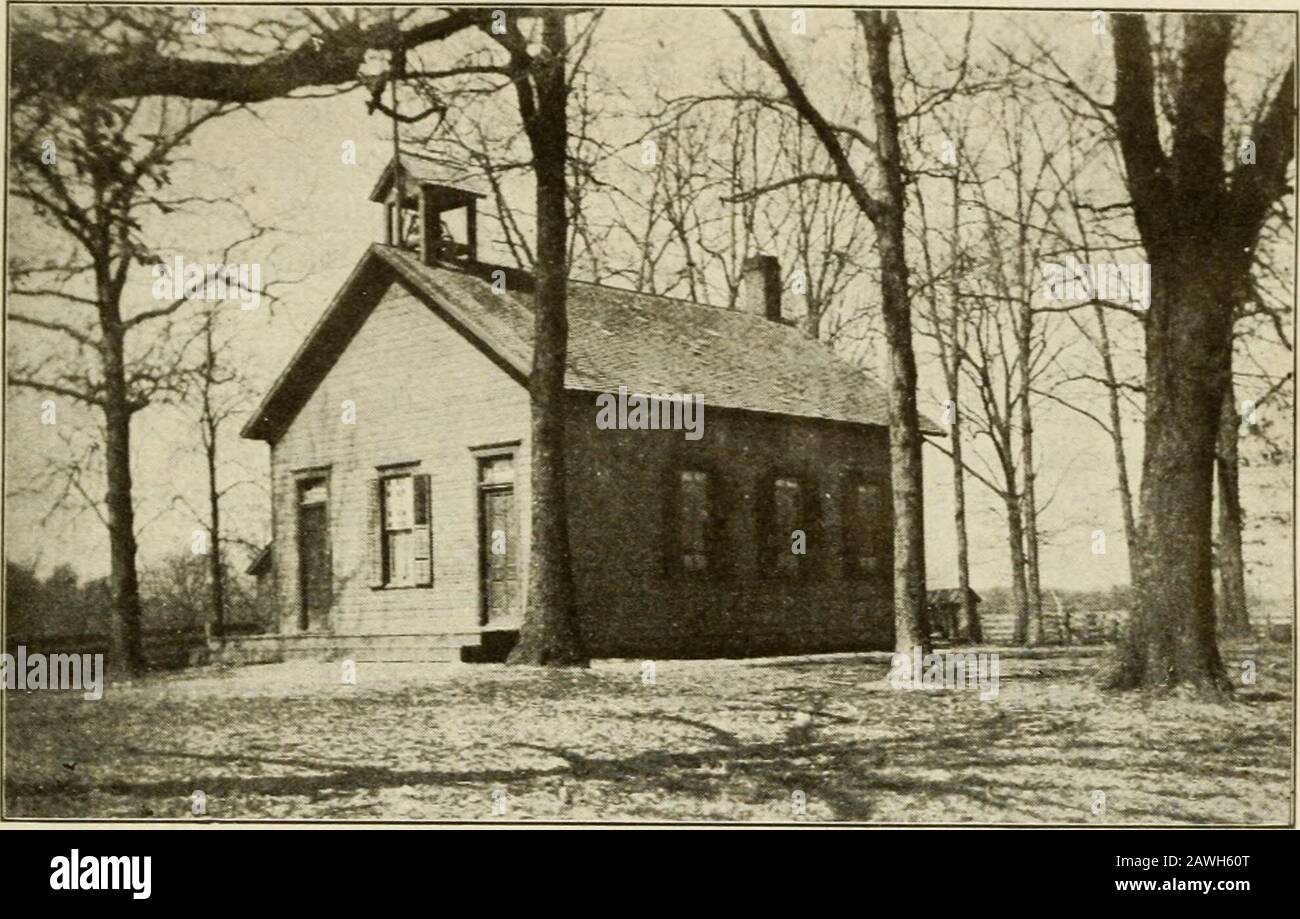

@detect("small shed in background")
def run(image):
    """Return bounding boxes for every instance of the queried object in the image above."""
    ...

[927,587,982,642]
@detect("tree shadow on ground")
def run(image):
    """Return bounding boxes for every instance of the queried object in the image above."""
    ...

[9,706,1275,823]
[7,647,1289,822]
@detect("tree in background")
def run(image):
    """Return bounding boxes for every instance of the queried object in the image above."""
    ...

[912,117,981,643]
[1043,126,1146,587]
[3,561,109,644]
[7,68,256,673]
[1215,187,1294,636]
[175,304,263,637]
[727,9,937,653]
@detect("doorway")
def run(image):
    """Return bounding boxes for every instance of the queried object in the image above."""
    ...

[477,455,520,627]
[296,476,331,631]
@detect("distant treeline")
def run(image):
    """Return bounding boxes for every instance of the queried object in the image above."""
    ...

[5,560,110,640]
[4,554,266,647]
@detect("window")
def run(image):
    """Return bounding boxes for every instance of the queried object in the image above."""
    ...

[479,455,514,486]
[369,472,431,588]
[843,474,883,577]
[299,479,328,507]
[383,475,414,586]
[759,474,819,578]
[677,470,711,573]
[771,477,805,577]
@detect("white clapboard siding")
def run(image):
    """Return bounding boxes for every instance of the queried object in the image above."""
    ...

[270,283,529,638]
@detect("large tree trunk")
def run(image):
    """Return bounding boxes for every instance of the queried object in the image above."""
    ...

[862,12,929,655]
[1101,12,1285,692]
[1215,378,1251,637]
[508,12,587,666]
[1106,262,1233,691]
[101,328,145,676]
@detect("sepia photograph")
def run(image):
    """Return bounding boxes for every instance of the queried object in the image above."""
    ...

[1,1,1295,834]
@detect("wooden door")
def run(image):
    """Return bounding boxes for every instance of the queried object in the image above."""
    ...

[297,478,332,630]
[478,456,520,627]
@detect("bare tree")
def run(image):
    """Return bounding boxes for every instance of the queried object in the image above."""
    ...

[1030,99,1149,586]
[926,95,1068,646]
[637,86,872,330]
[1007,13,1294,668]
[489,11,591,664]
[618,93,782,305]
[174,304,262,637]
[912,127,980,643]
[654,102,748,303]
[7,82,253,674]
[727,9,931,653]
[1099,13,1294,691]
[409,38,621,286]
[727,104,874,338]
[950,255,1034,646]
[1056,299,1144,584]
[1214,192,1294,635]
[974,100,1073,644]
[1218,333,1294,635]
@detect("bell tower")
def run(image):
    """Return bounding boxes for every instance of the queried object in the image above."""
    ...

[369,155,484,265]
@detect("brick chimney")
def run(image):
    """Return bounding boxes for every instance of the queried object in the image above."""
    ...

[741,254,782,321]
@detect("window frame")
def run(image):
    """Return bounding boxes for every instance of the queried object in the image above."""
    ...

[370,462,431,590]
[664,460,733,579]
[757,470,821,580]
[675,468,713,575]
[842,470,884,579]
[769,474,807,578]
[380,472,416,588]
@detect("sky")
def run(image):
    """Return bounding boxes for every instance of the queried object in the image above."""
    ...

[4,6,1295,603]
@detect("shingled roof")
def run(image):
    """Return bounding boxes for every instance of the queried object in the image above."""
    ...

[243,244,932,442]
[368,154,486,206]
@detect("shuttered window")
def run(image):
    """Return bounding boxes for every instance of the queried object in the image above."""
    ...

[677,470,711,573]
[773,477,803,577]
[759,474,819,578]
[369,472,432,588]
[843,474,883,578]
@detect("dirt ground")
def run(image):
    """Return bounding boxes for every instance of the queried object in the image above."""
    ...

[3,643,1291,824]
